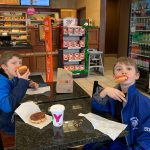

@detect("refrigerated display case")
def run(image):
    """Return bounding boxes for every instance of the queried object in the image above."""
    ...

[128,0,150,93]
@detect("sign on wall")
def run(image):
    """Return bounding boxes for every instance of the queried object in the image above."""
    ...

[44,16,53,83]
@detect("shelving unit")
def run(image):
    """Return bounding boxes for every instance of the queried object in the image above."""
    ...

[129,0,150,93]
[59,25,88,78]
[0,12,28,42]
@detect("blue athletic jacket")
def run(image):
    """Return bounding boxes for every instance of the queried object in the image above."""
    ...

[0,69,29,135]
[92,84,150,150]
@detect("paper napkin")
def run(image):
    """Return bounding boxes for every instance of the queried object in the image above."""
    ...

[79,113,127,140]
[15,101,52,129]
[26,86,50,95]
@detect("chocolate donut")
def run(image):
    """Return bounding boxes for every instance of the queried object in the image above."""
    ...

[30,112,46,124]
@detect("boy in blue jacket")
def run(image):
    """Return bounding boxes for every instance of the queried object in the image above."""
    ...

[84,57,150,150]
[0,51,39,148]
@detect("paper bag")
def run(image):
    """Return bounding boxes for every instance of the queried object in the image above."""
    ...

[56,68,73,93]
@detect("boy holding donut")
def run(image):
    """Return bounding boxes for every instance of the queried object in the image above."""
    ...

[0,51,38,148]
[84,57,150,150]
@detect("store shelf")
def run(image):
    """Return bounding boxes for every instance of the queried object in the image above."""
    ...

[0,11,28,43]
[60,24,88,78]
[131,52,150,58]
[129,0,150,93]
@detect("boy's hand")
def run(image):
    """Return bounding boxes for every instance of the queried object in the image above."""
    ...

[100,87,126,102]
[29,80,39,89]
[16,69,30,80]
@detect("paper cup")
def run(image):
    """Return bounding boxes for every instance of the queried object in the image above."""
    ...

[49,104,65,127]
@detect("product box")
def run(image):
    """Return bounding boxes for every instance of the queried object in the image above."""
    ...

[64,65,70,70]
[69,53,74,60]
[63,28,68,34]
[68,27,74,34]
[63,54,68,60]
[80,28,85,35]
[74,65,80,70]
[79,40,85,47]
[63,18,78,27]
[80,65,84,70]
[79,53,84,60]
[74,53,79,60]
[69,65,74,71]
[63,41,68,48]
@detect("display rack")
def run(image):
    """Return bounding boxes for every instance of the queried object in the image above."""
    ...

[0,12,28,42]
[59,22,88,78]
[129,0,150,93]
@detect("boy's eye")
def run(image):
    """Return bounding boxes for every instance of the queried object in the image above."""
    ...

[116,68,121,71]
[127,67,132,70]
[12,62,17,65]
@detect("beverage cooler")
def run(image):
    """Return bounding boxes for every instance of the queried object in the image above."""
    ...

[128,0,150,93]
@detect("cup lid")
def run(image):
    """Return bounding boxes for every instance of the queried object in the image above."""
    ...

[49,104,65,112]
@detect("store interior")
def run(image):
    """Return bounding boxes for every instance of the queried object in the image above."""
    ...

[0,0,149,96]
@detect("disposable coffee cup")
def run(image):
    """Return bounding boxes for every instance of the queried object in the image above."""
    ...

[49,104,65,127]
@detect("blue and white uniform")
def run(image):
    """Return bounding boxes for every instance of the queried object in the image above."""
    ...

[92,84,150,150]
[0,68,29,135]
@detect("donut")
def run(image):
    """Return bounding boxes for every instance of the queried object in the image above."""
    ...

[30,112,46,124]
[17,65,28,75]
[114,75,128,83]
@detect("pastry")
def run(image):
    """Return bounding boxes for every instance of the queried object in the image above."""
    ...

[30,112,46,124]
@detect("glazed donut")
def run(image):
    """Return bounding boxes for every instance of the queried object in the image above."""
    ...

[114,75,128,83]
[17,65,28,75]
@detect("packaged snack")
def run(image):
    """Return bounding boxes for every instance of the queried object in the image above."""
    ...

[74,53,79,60]
[63,41,68,47]
[80,28,85,35]
[79,40,85,47]
[64,65,69,70]
[80,65,84,70]
[68,27,74,34]
[74,65,80,70]
[69,53,74,60]
[69,65,74,71]
[74,27,80,34]
[63,54,68,60]
[63,28,68,34]
[79,53,84,60]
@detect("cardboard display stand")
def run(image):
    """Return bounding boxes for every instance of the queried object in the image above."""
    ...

[44,16,53,82]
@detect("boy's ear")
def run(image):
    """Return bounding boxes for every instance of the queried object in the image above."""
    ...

[1,64,7,70]
[136,72,140,80]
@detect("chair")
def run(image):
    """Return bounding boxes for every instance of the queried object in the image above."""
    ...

[88,49,104,76]
[91,81,104,116]
[0,131,15,150]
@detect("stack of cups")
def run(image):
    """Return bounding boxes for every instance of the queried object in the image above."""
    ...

[49,104,65,127]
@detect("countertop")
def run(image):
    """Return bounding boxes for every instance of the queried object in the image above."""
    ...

[15,98,127,150]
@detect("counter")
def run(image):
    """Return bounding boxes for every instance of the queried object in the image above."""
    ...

[0,45,32,50]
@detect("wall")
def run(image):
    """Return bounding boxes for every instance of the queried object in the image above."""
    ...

[76,0,86,9]
[50,0,76,9]
[76,0,100,26]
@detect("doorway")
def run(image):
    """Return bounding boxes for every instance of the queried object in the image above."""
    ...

[105,0,120,55]
[77,7,86,26]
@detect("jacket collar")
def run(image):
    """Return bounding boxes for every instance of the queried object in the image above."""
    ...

[128,84,138,97]
[0,68,9,79]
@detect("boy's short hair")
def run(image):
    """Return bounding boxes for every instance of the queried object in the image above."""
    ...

[113,57,139,74]
[0,51,22,65]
